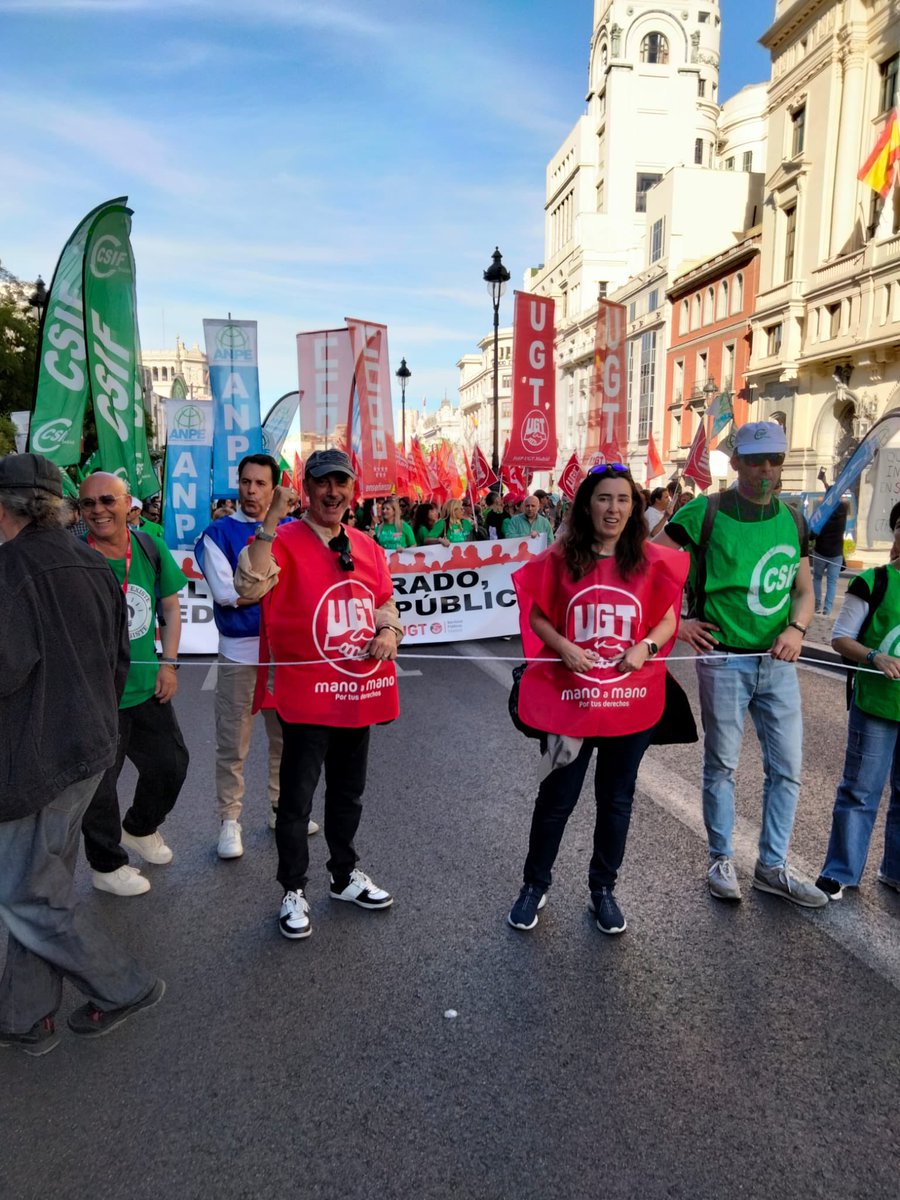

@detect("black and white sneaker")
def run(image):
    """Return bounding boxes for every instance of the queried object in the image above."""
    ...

[330,868,393,909]
[815,874,844,900]
[279,889,311,939]
[589,887,627,935]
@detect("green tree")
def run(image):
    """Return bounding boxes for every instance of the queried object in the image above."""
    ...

[0,273,39,427]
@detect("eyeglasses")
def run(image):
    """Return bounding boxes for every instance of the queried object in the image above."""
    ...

[328,531,355,572]
[740,453,784,467]
[588,463,632,477]
[80,494,123,510]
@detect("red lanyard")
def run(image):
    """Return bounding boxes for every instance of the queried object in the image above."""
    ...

[88,531,132,595]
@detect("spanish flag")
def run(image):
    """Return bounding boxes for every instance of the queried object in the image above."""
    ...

[858,109,900,198]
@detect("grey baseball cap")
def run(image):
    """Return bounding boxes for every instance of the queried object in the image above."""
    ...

[0,452,64,497]
[305,449,356,480]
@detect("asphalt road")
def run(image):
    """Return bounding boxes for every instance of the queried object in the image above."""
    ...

[2,633,899,1200]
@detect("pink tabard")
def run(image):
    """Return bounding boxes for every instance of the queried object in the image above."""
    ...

[513,542,688,738]
[255,521,399,728]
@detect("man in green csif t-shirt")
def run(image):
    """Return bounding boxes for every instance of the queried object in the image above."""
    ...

[656,422,826,909]
[79,472,190,897]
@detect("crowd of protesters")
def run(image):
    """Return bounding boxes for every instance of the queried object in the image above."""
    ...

[1,429,898,1058]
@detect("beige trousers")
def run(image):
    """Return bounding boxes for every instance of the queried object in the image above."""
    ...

[214,654,282,821]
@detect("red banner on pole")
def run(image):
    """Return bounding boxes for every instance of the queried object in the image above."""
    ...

[506,291,556,468]
[470,443,497,491]
[646,430,664,482]
[346,317,398,499]
[683,422,712,491]
[558,452,585,501]
[296,328,354,462]
[587,301,627,465]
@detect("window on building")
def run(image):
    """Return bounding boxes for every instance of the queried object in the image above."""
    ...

[635,172,662,212]
[673,359,684,403]
[742,150,753,171]
[703,286,714,324]
[732,272,744,314]
[596,177,605,211]
[597,281,608,299]
[698,11,710,22]
[827,302,841,339]
[650,217,665,263]
[697,351,708,388]
[629,301,637,322]
[152,366,159,380]
[784,204,797,280]
[681,299,689,333]
[694,138,704,165]
[722,343,735,391]
[648,288,660,312]
[879,54,899,115]
[716,281,728,320]
[725,156,734,170]
[698,78,706,98]
[766,323,783,357]
[626,339,636,427]
[692,295,701,330]
[640,33,669,65]
[639,331,657,439]
[791,106,806,157]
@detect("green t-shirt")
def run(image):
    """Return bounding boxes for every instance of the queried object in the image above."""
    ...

[503,513,553,539]
[667,493,804,650]
[852,566,900,721]
[430,518,473,543]
[103,532,188,708]
[375,522,416,550]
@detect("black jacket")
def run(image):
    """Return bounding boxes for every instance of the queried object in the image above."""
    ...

[0,524,129,822]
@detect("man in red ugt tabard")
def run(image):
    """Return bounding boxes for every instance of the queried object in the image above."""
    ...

[234,450,403,941]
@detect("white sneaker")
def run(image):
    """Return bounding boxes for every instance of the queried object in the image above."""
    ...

[91,865,150,896]
[218,820,243,859]
[279,890,311,939]
[708,856,741,901]
[121,829,173,865]
[330,868,393,909]
[269,807,320,836]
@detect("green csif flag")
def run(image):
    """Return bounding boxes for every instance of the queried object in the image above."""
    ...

[30,197,127,465]
[82,203,158,498]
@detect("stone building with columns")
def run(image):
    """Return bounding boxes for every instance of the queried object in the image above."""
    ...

[749,0,900,555]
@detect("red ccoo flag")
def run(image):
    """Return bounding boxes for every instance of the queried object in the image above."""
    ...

[645,431,664,483]
[683,422,712,491]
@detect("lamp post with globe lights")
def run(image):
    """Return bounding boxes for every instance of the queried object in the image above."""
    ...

[483,247,511,480]
[395,357,411,453]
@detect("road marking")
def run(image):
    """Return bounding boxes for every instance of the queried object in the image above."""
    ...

[461,643,900,994]
[202,664,217,691]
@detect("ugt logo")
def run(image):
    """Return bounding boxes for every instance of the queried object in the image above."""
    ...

[565,583,642,686]
[313,580,379,678]
[521,412,549,453]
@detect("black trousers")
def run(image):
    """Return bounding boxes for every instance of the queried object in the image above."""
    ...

[275,720,370,893]
[82,696,189,873]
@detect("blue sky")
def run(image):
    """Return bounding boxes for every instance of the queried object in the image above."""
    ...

[1,0,772,416]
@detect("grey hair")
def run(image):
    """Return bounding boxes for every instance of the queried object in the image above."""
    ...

[0,489,66,529]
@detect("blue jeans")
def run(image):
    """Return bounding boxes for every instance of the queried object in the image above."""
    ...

[696,655,802,867]
[522,728,654,892]
[821,701,900,885]
[812,552,842,614]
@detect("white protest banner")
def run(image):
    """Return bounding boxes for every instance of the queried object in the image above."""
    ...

[385,535,547,644]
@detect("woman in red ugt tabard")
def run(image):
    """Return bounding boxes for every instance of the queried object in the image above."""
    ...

[508,465,688,936]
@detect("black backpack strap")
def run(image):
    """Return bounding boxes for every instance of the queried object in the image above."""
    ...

[690,491,724,621]
[845,565,888,707]
[131,528,167,628]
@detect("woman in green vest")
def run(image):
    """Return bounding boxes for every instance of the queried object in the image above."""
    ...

[428,499,474,545]
[373,498,416,551]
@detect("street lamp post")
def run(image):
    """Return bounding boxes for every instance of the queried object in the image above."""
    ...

[703,376,718,408]
[28,276,47,326]
[483,247,510,481]
[395,357,411,454]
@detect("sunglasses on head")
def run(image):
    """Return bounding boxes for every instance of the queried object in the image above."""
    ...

[740,453,784,467]
[80,494,123,510]
[588,463,632,478]
[328,531,355,572]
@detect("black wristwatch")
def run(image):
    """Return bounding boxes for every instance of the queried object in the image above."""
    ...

[642,639,659,657]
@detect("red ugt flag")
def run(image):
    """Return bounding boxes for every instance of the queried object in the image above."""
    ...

[470,443,497,490]
[683,422,712,491]
[558,452,585,501]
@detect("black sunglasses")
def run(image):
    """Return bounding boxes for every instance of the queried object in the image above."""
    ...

[741,453,784,467]
[328,531,355,572]
[80,494,123,510]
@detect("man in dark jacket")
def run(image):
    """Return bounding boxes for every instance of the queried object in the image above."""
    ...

[0,454,164,1056]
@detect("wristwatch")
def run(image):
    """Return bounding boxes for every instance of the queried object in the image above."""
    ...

[254,525,277,542]
[865,648,879,665]
[642,639,659,657]
[788,621,808,636]
[159,657,179,670]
